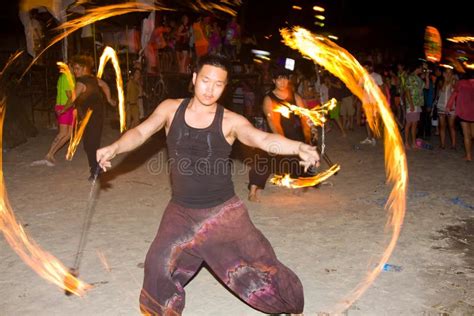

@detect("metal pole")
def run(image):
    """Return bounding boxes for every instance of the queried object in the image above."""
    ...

[126,25,130,78]
[92,23,97,73]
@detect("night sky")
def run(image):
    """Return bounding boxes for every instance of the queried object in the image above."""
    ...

[245,0,473,58]
[1,0,472,62]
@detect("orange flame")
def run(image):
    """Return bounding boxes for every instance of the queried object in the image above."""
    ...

[270,164,341,188]
[66,108,92,161]
[271,98,339,188]
[188,0,241,15]
[0,84,91,296]
[97,46,126,132]
[66,46,124,160]
[274,98,336,126]
[273,105,292,118]
[281,27,408,313]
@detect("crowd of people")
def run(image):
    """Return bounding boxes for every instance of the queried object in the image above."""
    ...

[143,13,257,75]
[260,60,474,162]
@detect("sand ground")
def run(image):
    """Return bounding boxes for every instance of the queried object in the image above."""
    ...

[1,119,473,315]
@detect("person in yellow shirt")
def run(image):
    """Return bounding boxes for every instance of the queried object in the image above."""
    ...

[126,68,143,128]
[44,72,75,165]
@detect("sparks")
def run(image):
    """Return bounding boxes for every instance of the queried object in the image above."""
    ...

[281,27,408,313]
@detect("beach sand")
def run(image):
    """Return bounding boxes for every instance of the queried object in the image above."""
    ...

[1,120,473,315]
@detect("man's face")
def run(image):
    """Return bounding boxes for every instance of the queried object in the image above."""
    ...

[72,64,83,77]
[192,64,228,106]
[273,75,289,91]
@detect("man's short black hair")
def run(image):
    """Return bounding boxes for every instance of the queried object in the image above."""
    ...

[271,66,292,79]
[196,54,231,77]
[71,55,94,70]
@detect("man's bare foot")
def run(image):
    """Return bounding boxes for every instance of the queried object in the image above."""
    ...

[45,155,56,164]
[248,185,261,202]
[248,193,260,202]
[463,156,472,162]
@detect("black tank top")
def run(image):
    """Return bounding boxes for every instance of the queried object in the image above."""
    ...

[268,91,305,141]
[75,75,104,118]
[167,99,235,208]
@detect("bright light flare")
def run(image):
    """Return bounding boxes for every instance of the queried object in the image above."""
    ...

[440,63,454,70]
[292,5,302,10]
[271,164,341,188]
[464,62,474,70]
[424,26,442,63]
[315,15,326,20]
[97,46,126,132]
[66,109,92,161]
[281,27,408,313]
[446,36,474,43]
[313,6,325,12]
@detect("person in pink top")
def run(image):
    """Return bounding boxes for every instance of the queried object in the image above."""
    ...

[447,71,474,161]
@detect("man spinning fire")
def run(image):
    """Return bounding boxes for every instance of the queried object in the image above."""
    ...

[97,54,319,315]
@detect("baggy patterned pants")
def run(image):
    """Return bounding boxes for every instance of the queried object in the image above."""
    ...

[139,196,304,315]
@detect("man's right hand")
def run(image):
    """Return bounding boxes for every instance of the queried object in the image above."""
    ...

[298,142,320,171]
[96,143,119,172]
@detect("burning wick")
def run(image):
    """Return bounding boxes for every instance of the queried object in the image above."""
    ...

[64,268,79,296]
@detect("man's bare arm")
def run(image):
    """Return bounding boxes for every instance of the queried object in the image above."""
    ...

[262,96,284,135]
[97,99,175,170]
[98,78,115,106]
[232,114,320,168]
